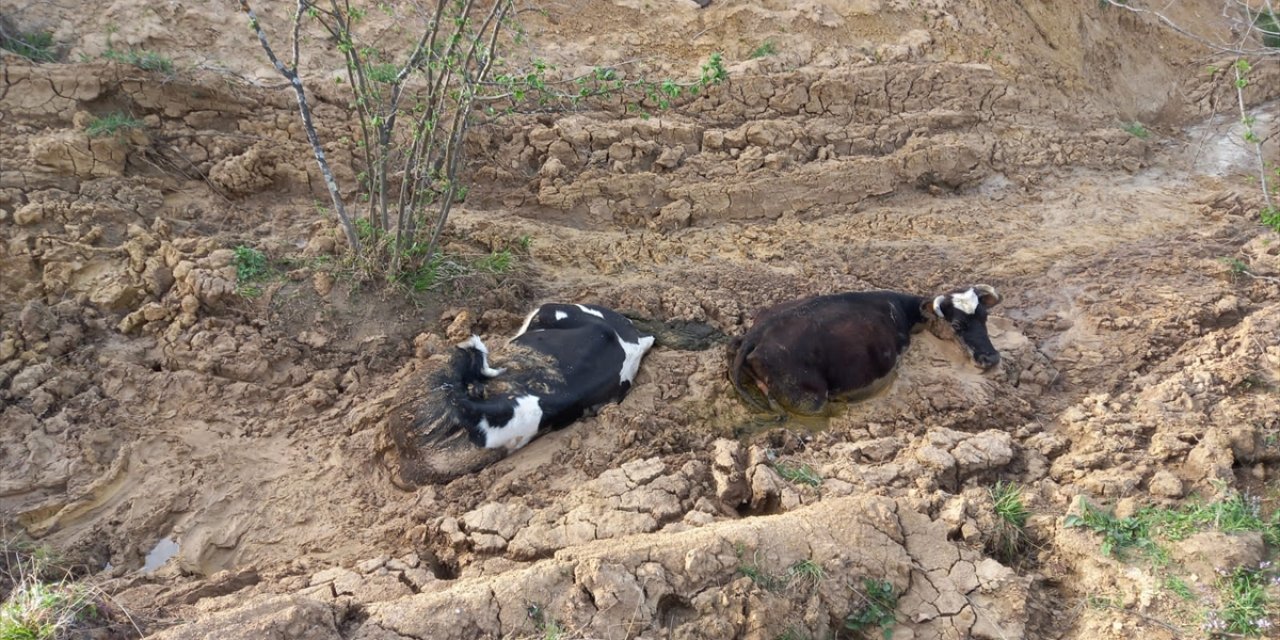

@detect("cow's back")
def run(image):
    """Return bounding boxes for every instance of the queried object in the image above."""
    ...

[741,291,921,406]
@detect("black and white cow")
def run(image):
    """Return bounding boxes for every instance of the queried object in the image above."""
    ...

[419,303,656,453]
[727,285,1002,415]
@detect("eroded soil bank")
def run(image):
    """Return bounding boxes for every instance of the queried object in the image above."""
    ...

[3,0,1280,638]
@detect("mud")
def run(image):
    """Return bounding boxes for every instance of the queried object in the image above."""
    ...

[3,0,1280,638]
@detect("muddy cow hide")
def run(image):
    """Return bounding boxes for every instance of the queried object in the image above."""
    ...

[727,285,1003,415]
[420,303,656,453]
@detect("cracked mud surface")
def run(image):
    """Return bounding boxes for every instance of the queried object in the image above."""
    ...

[3,0,1280,638]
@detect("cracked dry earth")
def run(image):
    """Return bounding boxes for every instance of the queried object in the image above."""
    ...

[4,0,1280,638]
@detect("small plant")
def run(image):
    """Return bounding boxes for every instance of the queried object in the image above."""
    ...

[526,603,566,640]
[989,480,1030,563]
[787,559,825,588]
[738,563,786,592]
[472,249,516,275]
[0,541,116,640]
[102,48,174,73]
[400,250,515,293]
[1122,121,1150,139]
[1262,205,1280,233]
[774,462,821,487]
[1086,593,1119,610]
[1062,499,1159,560]
[1222,256,1251,279]
[84,112,143,138]
[1165,575,1195,601]
[1203,564,1276,636]
[844,578,898,640]
[0,27,58,62]
[749,40,777,59]
[776,628,811,640]
[1254,10,1280,49]
[232,245,270,296]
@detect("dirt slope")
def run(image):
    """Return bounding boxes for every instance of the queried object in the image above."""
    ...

[3,0,1280,638]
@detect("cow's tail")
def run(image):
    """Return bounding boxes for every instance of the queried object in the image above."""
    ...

[727,333,771,413]
[419,337,499,446]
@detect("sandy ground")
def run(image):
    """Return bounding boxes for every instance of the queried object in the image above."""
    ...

[3,0,1280,638]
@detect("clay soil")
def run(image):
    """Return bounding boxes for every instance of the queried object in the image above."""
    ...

[4,1,1280,638]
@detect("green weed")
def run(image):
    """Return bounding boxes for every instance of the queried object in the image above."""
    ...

[84,112,143,138]
[0,28,57,62]
[775,628,811,640]
[1143,491,1280,546]
[1086,593,1119,610]
[526,603,566,640]
[738,563,786,592]
[232,245,270,296]
[1062,499,1160,560]
[1203,564,1276,635]
[786,559,824,588]
[1165,575,1195,601]
[102,48,173,73]
[0,542,114,640]
[1222,256,1251,279]
[399,248,517,293]
[774,462,821,487]
[1122,121,1150,139]
[843,579,898,640]
[1262,205,1280,233]
[1253,11,1280,49]
[749,41,777,59]
[472,249,516,274]
[989,481,1030,562]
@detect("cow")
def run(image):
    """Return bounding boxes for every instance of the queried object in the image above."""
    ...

[416,303,656,453]
[727,285,1003,416]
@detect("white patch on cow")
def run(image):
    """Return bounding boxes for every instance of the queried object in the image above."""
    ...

[617,333,656,384]
[479,395,544,452]
[460,334,506,377]
[554,310,568,321]
[950,288,980,315]
[932,295,946,318]
[512,308,540,339]
[575,304,605,319]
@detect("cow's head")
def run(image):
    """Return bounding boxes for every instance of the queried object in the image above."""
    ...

[921,284,1002,370]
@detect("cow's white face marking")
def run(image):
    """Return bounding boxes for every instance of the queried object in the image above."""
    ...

[460,335,506,377]
[512,308,540,339]
[617,334,656,384]
[479,394,543,452]
[575,304,605,319]
[950,289,979,315]
[554,310,568,321]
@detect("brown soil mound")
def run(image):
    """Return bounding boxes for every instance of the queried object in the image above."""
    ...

[3,0,1280,638]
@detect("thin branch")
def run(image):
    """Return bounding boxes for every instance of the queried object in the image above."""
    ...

[1099,0,1279,55]
[1233,61,1273,210]
[238,0,361,252]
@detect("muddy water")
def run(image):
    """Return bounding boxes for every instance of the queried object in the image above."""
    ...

[143,537,180,573]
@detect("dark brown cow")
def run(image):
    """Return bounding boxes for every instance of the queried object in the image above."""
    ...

[727,285,1002,415]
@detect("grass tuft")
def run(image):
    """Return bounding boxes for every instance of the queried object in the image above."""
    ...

[102,48,173,73]
[0,540,125,640]
[786,559,824,588]
[1122,121,1150,139]
[773,462,821,487]
[1203,564,1276,635]
[85,112,144,138]
[843,578,898,640]
[989,480,1030,564]
[0,28,58,62]
[232,245,270,297]
[748,41,776,59]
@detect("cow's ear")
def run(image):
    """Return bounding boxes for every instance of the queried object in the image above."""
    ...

[923,295,948,318]
[973,284,1001,308]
